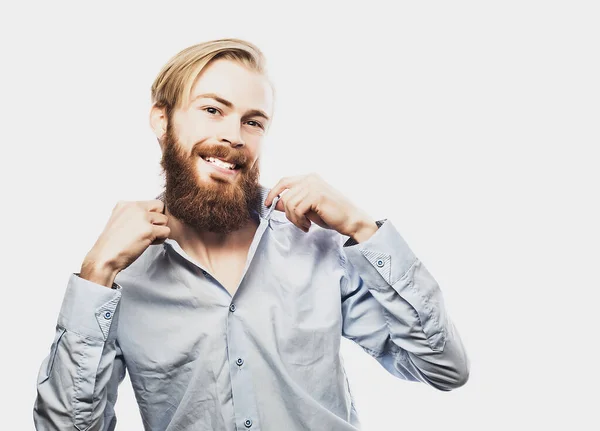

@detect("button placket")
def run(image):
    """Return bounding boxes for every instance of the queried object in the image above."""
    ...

[227,306,260,431]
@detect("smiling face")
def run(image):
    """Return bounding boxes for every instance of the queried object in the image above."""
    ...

[156,58,274,234]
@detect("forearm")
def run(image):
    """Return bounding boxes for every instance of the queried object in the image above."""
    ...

[368,260,469,390]
[342,219,469,390]
[34,274,124,430]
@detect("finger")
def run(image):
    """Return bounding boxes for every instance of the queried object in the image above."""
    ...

[306,211,330,229]
[148,211,168,226]
[291,193,315,230]
[265,176,303,207]
[286,188,312,230]
[282,188,311,232]
[274,190,290,212]
[295,190,330,228]
[283,197,307,233]
[150,225,171,245]
[143,199,166,214]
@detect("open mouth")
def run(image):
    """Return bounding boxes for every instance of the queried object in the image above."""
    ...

[200,156,240,173]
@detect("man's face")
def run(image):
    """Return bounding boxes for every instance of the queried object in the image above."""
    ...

[159,59,273,234]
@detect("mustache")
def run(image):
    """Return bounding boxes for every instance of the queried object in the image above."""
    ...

[192,142,248,168]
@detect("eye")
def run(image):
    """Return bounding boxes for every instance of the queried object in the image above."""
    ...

[203,106,221,115]
[246,120,264,129]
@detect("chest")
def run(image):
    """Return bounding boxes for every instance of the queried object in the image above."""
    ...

[211,263,245,297]
[117,242,345,379]
[197,249,249,297]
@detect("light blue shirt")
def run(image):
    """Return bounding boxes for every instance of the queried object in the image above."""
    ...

[34,185,469,430]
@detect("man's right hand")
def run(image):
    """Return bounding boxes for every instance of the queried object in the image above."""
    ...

[80,199,170,287]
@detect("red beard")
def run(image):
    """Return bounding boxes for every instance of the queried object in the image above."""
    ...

[159,123,261,234]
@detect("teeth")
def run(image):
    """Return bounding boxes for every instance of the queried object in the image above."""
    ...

[204,157,236,170]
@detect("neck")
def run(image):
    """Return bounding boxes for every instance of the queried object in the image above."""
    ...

[165,206,259,259]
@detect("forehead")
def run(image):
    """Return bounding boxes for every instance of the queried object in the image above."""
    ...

[188,59,273,115]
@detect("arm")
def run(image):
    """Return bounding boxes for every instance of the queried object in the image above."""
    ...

[34,273,126,430]
[340,220,469,391]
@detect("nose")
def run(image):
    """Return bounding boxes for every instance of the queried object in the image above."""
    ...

[217,116,245,148]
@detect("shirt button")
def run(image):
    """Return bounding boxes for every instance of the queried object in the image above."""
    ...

[103,311,112,320]
[229,303,236,312]
[236,357,244,366]
[376,259,384,267]
[244,419,253,428]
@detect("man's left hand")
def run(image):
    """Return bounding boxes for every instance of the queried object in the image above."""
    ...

[264,173,378,242]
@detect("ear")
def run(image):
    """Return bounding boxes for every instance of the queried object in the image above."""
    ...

[149,104,167,149]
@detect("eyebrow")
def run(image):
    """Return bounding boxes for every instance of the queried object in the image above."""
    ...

[192,92,270,122]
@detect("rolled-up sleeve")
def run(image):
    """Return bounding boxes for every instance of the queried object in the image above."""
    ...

[340,220,470,391]
[34,273,126,430]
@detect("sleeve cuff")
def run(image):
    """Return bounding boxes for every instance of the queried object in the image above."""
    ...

[57,273,122,341]
[342,219,417,290]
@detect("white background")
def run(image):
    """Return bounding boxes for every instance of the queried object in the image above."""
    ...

[1,1,598,429]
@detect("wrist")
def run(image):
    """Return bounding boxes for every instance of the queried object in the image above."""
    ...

[80,256,119,288]
[347,214,378,244]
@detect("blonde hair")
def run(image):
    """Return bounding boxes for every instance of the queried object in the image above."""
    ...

[151,38,269,117]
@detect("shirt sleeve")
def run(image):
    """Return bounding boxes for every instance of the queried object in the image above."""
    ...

[33,273,127,430]
[339,219,470,391]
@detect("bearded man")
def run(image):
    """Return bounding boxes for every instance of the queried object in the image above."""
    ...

[34,38,469,431]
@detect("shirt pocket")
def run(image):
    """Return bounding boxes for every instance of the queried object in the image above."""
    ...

[37,326,67,384]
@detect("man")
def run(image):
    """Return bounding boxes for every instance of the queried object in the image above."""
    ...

[34,38,469,430]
